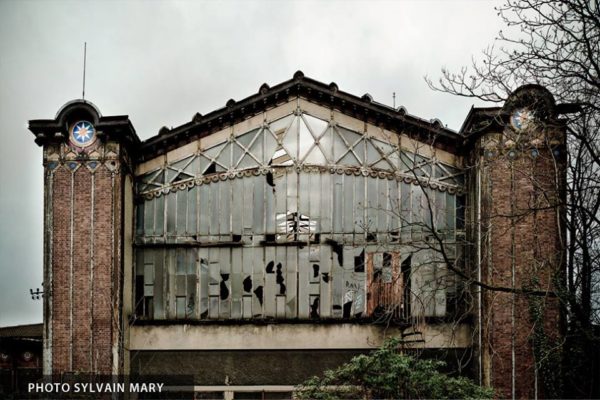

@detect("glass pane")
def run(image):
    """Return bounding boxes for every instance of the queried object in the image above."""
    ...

[203,142,226,161]
[339,151,361,167]
[171,156,193,171]
[303,146,327,165]
[232,142,245,167]
[366,140,381,165]
[298,117,314,160]
[303,114,328,136]
[338,126,362,147]
[282,117,299,159]
[318,127,334,162]
[268,114,294,135]
[352,139,365,164]
[263,131,278,163]
[238,154,259,169]
[216,142,231,169]
[236,128,259,148]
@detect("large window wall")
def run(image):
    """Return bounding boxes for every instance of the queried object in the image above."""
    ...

[134,106,466,322]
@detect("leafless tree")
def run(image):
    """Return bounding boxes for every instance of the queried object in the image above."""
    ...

[426,0,599,396]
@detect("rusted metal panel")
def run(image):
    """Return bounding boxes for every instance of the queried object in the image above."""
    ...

[285,246,297,318]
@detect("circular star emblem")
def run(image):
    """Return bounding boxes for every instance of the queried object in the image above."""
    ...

[69,120,96,148]
[510,108,534,131]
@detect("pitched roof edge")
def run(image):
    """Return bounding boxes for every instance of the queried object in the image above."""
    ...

[139,72,461,162]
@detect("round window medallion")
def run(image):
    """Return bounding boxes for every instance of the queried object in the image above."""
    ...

[510,108,534,131]
[0,353,9,361]
[22,351,33,361]
[69,120,97,148]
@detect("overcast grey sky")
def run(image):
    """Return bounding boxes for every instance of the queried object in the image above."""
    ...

[0,0,504,327]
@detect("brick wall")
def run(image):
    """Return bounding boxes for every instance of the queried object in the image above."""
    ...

[45,145,125,375]
[479,140,563,398]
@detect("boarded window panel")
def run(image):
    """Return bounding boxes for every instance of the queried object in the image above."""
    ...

[176,274,186,296]
[366,252,402,318]
[242,296,253,319]
[242,177,254,230]
[378,179,389,233]
[422,188,433,231]
[400,182,412,239]
[231,248,242,319]
[166,193,177,234]
[320,173,332,234]
[219,181,231,236]
[210,182,219,236]
[298,172,310,218]
[187,273,197,318]
[266,175,277,234]
[389,180,400,235]
[343,174,354,239]
[286,246,298,318]
[254,246,268,317]
[332,175,343,235]
[253,176,266,234]
[446,194,456,236]
[209,296,219,319]
[435,190,446,233]
[154,249,165,319]
[176,249,186,275]
[309,173,320,229]
[199,184,210,236]
[136,203,144,236]
[319,245,332,318]
[231,179,243,235]
[166,250,177,318]
[143,262,154,297]
[199,251,209,318]
[155,195,165,235]
[187,186,197,235]
[144,198,155,236]
[412,185,424,234]
[287,172,298,213]
[366,178,378,234]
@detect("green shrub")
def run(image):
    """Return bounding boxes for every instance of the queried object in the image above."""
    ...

[295,338,493,400]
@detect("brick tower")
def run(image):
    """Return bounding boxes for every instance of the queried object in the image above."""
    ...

[28,100,139,376]
[469,86,565,398]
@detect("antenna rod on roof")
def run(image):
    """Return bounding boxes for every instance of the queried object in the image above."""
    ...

[393,92,396,109]
[82,42,87,100]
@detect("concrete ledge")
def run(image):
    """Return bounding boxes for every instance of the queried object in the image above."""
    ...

[129,323,471,350]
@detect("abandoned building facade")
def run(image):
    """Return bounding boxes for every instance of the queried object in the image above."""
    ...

[26,72,565,398]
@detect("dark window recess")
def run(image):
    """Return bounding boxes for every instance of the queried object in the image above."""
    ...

[264,234,276,242]
[366,232,377,242]
[243,276,253,292]
[203,162,217,175]
[310,296,320,319]
[354,250,365,272]
[275,263,286,295]
[401,255,412,318]
[135,275,144,316]
[220,274,230,300]
[457,195,465,230]
[326,239,344,266]
[232,234,242,242]
[143,297,154,319]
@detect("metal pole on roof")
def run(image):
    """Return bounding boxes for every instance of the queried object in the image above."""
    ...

[82,42,87,100]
